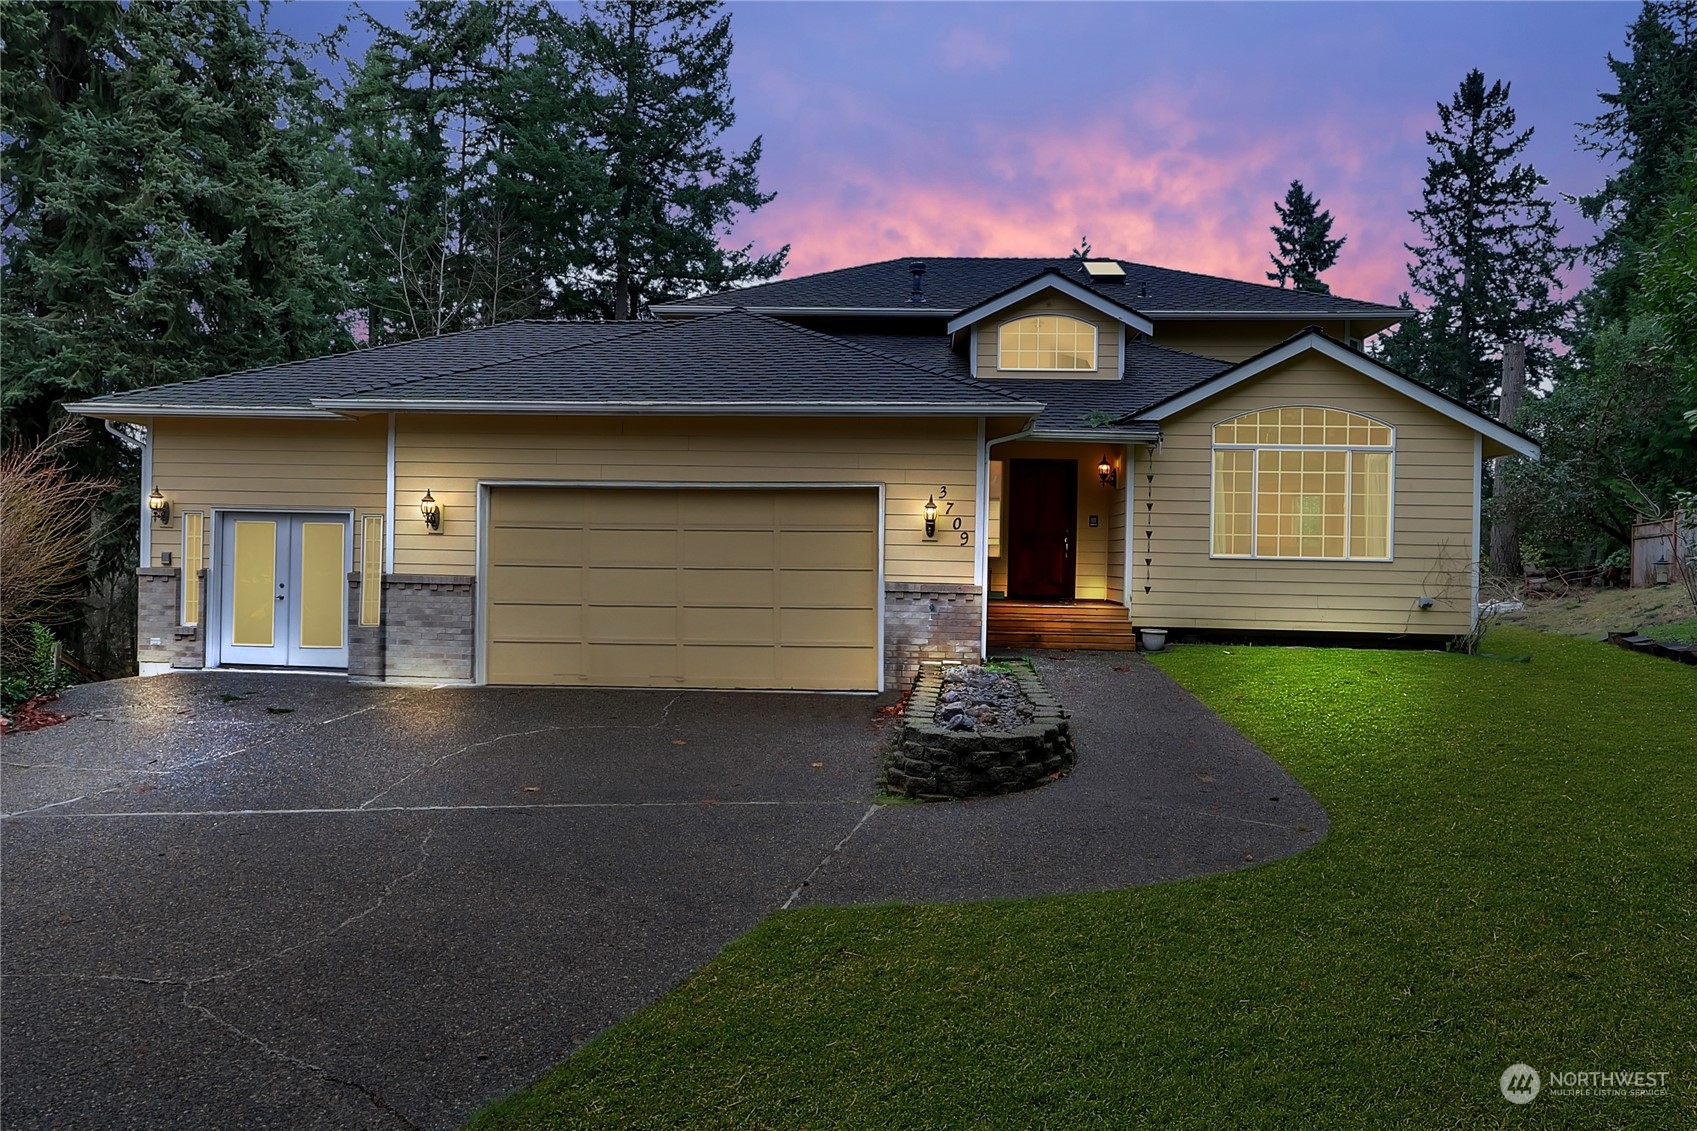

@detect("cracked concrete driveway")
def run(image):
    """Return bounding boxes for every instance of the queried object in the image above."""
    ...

[1,655,1325,1129]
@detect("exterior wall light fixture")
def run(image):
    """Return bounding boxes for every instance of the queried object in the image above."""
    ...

[1098,456,1118,488]
[420,488,443,532]
[148,486,170,525]
[924,495,938,539]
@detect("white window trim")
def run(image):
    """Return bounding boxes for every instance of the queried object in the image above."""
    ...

[1208,408,1396,563]
[996,314,1099,373]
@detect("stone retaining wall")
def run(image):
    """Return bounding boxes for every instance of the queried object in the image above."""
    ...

[880,662,1075,799]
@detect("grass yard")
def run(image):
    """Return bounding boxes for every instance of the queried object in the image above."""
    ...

[471,628,1695,1129]
[1499,584,1697,643]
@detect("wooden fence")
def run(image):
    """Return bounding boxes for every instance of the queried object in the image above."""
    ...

[1630,511,1691,588]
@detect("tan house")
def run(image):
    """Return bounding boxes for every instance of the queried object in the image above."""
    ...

[68,256,1537,692]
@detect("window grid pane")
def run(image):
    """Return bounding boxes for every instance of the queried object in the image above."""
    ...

[1210,408,1393,561]
[1212,450,1254,555]
[1350,451,1391,558]
[360,514,384,626]
[998,315,1097,370]
[181,512,205,626]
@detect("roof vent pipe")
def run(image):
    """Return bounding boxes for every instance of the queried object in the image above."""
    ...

[909,261,927,303]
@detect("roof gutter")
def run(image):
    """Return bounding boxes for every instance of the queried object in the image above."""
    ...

[65,402,351,420]
[649,305,959,319]
[1143,309,1406,321]
[308,398,1042,417]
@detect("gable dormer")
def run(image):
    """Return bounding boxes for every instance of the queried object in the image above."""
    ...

[946,269,1153,381]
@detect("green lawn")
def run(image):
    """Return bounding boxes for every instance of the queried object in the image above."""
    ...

[471,628,1695,1129]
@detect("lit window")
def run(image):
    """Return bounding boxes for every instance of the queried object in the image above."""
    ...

[998,315,1097,371]
[1211,407,1393,560]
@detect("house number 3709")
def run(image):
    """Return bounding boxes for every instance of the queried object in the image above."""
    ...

[937,485,969,545]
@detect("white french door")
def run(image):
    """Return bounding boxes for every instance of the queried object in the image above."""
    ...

[218,513,350,668]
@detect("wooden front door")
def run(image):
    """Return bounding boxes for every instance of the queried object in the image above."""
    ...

[1007,460,1077,599]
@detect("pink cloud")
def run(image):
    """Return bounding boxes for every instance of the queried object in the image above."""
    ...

[938,26,1010,71]
[739,107,1417,304]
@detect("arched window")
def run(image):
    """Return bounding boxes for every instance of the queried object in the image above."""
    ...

[1211,407,1394,560]
[998,315,1097,371]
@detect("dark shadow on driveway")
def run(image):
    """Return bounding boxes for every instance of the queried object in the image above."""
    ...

[1,654,1324,1129]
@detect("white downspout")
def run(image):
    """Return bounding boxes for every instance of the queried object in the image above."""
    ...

[138,418,154,567]
[385,412,397,573]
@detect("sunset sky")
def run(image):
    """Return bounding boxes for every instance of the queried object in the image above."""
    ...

[274,1,1636,305]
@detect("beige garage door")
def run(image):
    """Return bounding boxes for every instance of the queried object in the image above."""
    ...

[486,487,880,690]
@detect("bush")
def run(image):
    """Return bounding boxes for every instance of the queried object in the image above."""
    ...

[0,418,113,673]
[0,621,76,710]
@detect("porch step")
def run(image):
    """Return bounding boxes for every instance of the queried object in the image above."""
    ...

[987,601,1138,651]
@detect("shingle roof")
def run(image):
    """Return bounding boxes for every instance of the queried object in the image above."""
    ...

[835,333,1229,431]
[656,257,1406,318]
[70,321,664,412]
[315,310,1041,414]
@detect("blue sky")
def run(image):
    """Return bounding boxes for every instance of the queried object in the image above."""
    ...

[269,1,1637,302]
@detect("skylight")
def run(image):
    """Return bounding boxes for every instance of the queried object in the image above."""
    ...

[1081,259,1126,281]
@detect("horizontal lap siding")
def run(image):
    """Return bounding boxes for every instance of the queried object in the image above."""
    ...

[978,292,1121,378]
[1151,320,1355,363]
[1133,356,1476,634]
[148,417,387,571]
[393,416,978,585]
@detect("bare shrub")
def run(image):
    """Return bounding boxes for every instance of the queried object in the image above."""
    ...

[0,419,114,669]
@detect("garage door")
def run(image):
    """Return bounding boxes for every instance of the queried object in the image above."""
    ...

[486,487,880,690]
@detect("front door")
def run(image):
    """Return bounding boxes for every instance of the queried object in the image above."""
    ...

[218,513,350,668]
[1007,460,1077,599]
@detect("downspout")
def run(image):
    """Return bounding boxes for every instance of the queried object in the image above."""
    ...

[118,418,155,568]
[384,412,396,573]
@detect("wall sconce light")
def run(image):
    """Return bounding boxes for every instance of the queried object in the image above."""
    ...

[420,488,442,532]
[148,486,170,525]
[1654,554,1671,585]
[1098,456,1118,488]
[923,495,938,539]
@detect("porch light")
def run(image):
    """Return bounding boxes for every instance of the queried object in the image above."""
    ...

[420,488,442,532]
[147,486,170,525]
[923,495,938,539]
[1098,456,1117,488]
[1654,554,1671,585]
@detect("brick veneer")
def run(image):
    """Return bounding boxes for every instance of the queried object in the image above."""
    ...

[884,581,983,688]
[347,573,384,680]
[381,574,476,681]
[136,566,206,671]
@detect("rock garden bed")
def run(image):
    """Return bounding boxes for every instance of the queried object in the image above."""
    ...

[879,662,1075,800]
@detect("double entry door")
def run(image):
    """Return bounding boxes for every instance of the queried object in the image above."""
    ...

[219,512,350,668]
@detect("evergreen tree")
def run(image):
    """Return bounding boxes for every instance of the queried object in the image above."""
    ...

[575,0,786,319]
[1395,69,1571,412]
[1,1,353,437]
[1577,1,1697,322]
[1266,180,1345,294]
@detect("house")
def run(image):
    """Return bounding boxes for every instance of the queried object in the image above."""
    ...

[67,255,1538,692]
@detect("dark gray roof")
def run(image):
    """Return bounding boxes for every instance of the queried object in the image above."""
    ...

[657,256,1404,319]
[71,321,663,412]
[317,311,1040,413]
[836,333,1228,431]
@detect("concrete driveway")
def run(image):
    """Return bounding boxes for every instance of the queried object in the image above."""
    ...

[1,656,1325,1129]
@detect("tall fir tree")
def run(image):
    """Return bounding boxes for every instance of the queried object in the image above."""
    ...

[1385,69,1571,412]
[575,0,786,319]
[1266,180,1346,294]
[1,1,353,438]
[1577,1,1697,323]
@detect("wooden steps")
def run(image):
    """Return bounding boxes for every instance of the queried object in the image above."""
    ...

[988,600,1138,651]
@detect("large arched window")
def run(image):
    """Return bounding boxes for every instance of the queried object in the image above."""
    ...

[1211,407,1394,560]
[998,315,1097,371]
